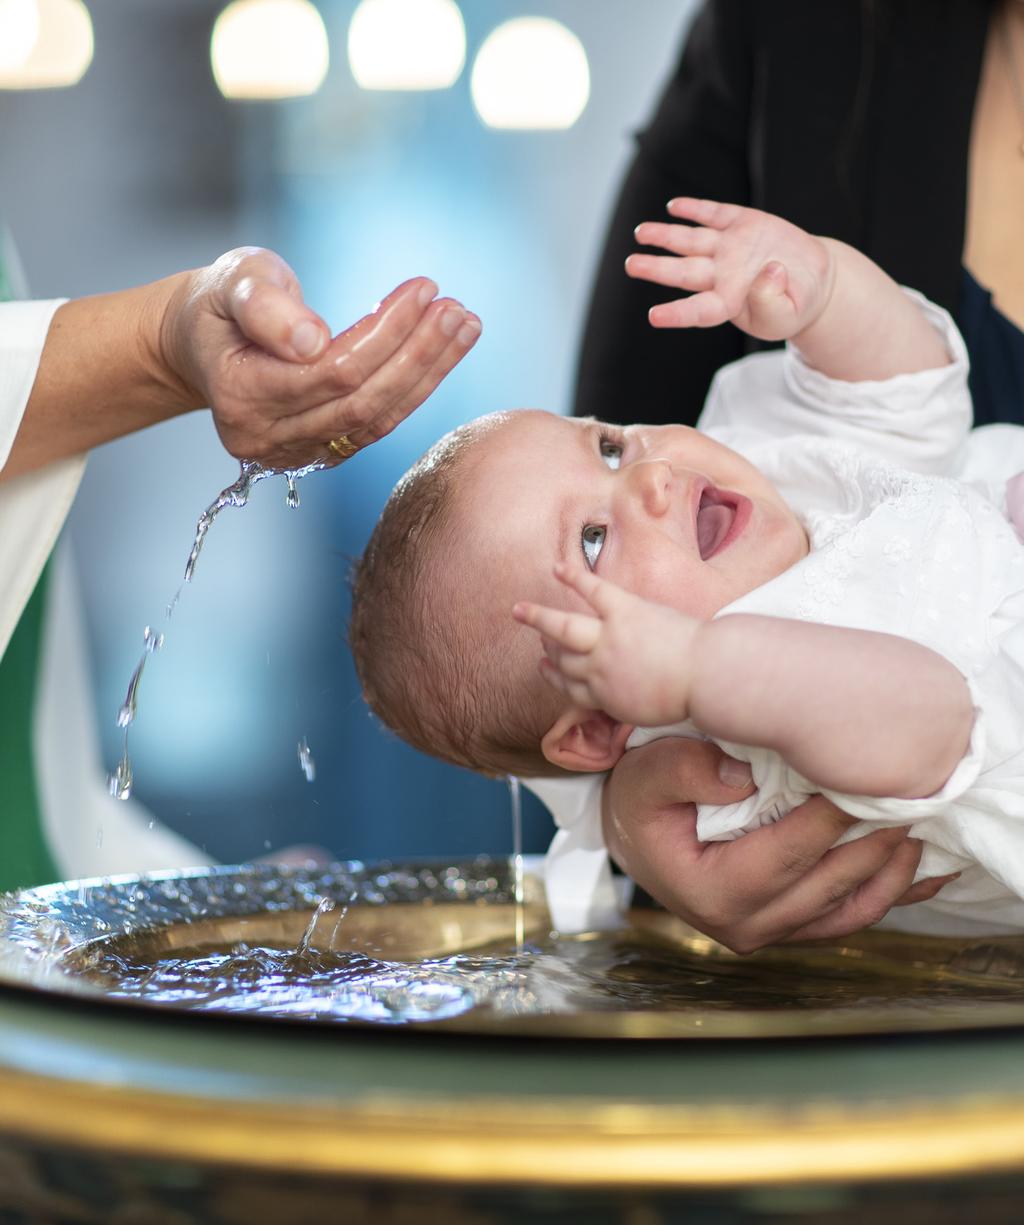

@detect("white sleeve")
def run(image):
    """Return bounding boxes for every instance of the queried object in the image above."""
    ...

[0,298,86,659]
[699,290,971,476]
[519,773,631,933]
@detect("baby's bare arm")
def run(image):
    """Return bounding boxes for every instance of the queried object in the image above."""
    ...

[516,568,973,801]
[793,239,950,382]
[690,615,973,799]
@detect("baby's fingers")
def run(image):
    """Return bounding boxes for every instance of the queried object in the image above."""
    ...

[551,561,628,617]
[626,253,715,294]
[634,221,718,257]
[513,600,601,653]
[666,197,743,229]
[538,657,597,708]
[649,292,731,330]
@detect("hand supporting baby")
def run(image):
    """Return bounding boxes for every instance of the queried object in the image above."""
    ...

[516,568,959,953]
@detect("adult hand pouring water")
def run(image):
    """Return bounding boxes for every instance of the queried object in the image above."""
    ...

[0,245,479,890]
[2,246,480,480]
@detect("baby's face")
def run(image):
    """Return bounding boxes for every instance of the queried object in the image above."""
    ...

[455,410,808,623]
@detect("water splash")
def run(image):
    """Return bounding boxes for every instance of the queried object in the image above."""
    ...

[297,736,316,783]
[110,459,323,801]
[183,458,321,586]
[107,625,162,800]
[296,897,335,956]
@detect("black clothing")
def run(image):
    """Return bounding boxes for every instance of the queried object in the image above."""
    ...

[958,267,1024,427]
[573,0,993,428]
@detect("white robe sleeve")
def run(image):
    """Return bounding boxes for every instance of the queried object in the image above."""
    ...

[699,291,972,476]
[0,298,86,660]
[519,772,630,933]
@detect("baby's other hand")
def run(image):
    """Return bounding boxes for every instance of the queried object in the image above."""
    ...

[626,198,835,342]
[512,564,700,728]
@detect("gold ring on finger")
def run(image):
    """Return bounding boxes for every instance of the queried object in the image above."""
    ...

[326,434,359,461]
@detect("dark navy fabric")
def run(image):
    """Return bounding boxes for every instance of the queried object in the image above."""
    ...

[957,267,1024,428]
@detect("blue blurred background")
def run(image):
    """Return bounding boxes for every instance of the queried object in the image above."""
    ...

[0,0,695,865]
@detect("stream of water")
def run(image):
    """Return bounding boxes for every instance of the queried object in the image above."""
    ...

[108,460,324,801]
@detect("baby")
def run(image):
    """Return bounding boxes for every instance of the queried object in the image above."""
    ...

[350,198,1024,937]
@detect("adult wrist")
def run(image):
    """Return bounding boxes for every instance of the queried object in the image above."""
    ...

[151,268,208,415]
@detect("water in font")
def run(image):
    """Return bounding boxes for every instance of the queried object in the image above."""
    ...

[82,918,1024,1027]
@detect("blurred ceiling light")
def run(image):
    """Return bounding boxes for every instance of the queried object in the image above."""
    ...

[211,0,329,100]
[471,16,589,130]
[348,0,465,91]
[0,1,39,73]
[0,0,93,90]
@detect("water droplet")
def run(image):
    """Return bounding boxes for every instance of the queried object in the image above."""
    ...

[107,755,132,801]
[296,896,334,956]
[297,736,316,783]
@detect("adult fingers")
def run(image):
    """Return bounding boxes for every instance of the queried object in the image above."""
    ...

[289,295,471,449]
[728,795,857,896]
[693,795,857,918]
[323,295,468,443]
[217,248,330,363]
[891,871,961,906]
[755,829,918,943]
[344,312,481,446]
[633,737,757,811]
[319,277,442,400]
[780,840,929,943]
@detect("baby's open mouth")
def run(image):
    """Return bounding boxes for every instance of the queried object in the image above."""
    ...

[696,486,742,559]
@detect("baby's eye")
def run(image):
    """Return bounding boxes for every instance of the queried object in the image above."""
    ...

[599,436,623,469]
[581,524,606,570]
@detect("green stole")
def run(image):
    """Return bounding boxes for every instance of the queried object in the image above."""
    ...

[0,239,60,891]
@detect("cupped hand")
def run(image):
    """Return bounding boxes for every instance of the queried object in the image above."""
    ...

[161,247,481,471]
[625,197,835,342]
[604,737,958,954]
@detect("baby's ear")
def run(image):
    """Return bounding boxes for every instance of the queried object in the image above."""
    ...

[541,709,633,773]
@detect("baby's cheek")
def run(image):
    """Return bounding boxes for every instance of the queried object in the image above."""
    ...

[646,567,723,621]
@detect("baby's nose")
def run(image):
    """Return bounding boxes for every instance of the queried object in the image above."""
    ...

[627,459,673,516]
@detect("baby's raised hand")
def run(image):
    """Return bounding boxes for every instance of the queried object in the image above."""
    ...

[512,563,700,729]
[626,198,835,342]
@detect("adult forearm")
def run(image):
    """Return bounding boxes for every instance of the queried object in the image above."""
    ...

[1,272,197,479]
[688,615,973,798]
[793,239,951,382]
